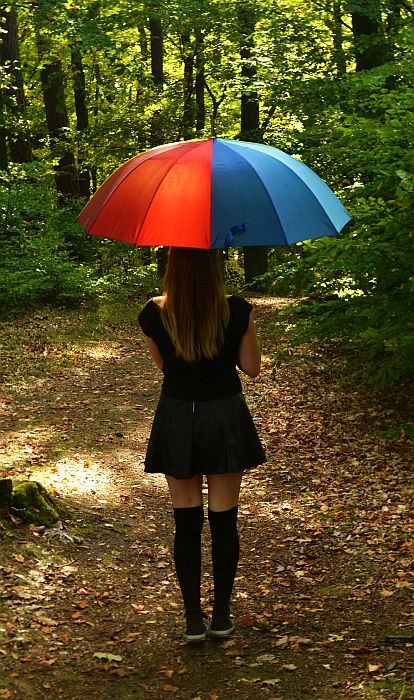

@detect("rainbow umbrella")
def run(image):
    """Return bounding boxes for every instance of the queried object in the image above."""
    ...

[77,138,351,248]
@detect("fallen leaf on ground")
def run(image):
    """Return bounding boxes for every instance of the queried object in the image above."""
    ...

[368,663,384,673]
[35,614,60,627]
[262,678,281,686]
[93,652,123,662]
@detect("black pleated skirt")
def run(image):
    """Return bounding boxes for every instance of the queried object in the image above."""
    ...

[144,393,266,479]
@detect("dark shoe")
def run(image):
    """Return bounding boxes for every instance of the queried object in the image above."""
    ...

[209,612,235,639]
[184,614,207,643]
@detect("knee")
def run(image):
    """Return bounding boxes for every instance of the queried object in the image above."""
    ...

[174,495,203,509]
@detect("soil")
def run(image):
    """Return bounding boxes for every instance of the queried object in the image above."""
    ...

[0,297,413,700]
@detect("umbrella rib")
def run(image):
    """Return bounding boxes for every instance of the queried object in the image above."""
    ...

[131,139,210,246]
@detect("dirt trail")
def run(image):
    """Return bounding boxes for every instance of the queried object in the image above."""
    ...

[0,298,413,700]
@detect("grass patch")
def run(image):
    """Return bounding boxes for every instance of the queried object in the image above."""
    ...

[378,424,414,441]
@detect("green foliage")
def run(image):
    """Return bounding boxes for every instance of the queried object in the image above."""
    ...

[262,21,414,386]
[2,0,413,387]
[0,164,91,312]
[277,291,414,385]
[0,253,92,312]
[379,424,414,441]
[0,164,159,313]
[224,251,245,293]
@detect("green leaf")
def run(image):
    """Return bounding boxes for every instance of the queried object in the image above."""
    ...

[93,652,123,662]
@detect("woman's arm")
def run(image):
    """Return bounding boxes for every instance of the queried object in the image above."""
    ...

[144,336,164,371]
[237,313,261,378]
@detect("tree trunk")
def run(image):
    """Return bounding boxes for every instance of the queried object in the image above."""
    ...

[386,0,404,59]
[39,58,80,200]
[0,7,32,163]
[243,248,269,287]
[148,1,164,86]
[204,82,226,137]
[141,247,152,266]
[350,0,389,70]
[90,55,101,192]
[0,89,8,170]
[71,43,90,198]
[35,7,79,202]
[238,3,260,142]
[195,30,205,134]
[332,1,347,78]
[156,247,168,279]
[149,109,163,147]
[387,0,404,33]
[181,29,195,140]
[238,2,267,287]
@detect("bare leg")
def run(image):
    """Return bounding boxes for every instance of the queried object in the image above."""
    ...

[206,473,242,511]
[165,474,203,508]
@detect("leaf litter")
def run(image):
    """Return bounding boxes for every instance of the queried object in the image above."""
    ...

[0,301,413,699]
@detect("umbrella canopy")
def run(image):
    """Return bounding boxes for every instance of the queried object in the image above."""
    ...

[77,138,351,249]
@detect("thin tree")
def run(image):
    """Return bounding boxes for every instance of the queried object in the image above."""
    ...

[0,7,33,163]
[0,88,7,171]
[147,0,167,274]
[332,1,347,77]
[148,0,164,86]
[350,0,390,70]
[180,29,195,140]
[195,29,205,134]
[238,2,268,287]
[71,41,90,197]
[34,1,79,202]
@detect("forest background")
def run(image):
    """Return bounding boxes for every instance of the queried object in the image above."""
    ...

[0,0,413,388]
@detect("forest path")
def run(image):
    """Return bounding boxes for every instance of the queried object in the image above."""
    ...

[0,298,413,700]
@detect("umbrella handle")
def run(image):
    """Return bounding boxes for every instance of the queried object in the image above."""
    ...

[224,224,246,251]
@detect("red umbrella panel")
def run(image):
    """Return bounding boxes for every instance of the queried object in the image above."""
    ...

[78,140,213,248]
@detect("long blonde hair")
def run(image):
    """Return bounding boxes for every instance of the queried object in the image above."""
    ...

[161,248,230,362]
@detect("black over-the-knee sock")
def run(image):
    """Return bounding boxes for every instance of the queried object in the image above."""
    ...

[208,505,239,615]
[173,505,204,616]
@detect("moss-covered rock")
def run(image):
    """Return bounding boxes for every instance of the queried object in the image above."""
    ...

[11,481,60,526]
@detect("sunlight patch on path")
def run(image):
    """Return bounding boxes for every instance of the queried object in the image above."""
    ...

[250,296,296,309]
[26,449,168,503]
[1,425,56,476]
[30,454,116,498]
[64,341,123,361]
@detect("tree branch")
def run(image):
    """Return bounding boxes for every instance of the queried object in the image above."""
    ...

[261,105,277,135]
[311,0,353,31]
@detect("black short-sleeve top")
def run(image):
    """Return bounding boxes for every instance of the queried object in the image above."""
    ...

[138,295,252,400]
